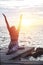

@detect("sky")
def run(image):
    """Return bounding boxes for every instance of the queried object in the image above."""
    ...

[0,0,43,28]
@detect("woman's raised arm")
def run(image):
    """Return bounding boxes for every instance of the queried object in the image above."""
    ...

[2,13,10,31]
[18,14,23,33]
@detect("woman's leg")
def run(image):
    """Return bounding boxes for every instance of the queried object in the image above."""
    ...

[6,41,18,55]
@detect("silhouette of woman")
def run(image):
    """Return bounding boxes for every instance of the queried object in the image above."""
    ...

[2,13,22,54]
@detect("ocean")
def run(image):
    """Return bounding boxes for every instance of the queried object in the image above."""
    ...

[0,25,43,61]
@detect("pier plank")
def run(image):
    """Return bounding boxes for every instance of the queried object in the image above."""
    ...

[0,47,43,65]
[0,47,34,61]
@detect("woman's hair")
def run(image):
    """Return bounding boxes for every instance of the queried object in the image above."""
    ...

[10,26,17,31]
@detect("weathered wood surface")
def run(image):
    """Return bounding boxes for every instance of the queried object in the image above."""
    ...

[0,47,34,61]
[0,47,43,65]
[11,47,34,60]
[1,60,43,65]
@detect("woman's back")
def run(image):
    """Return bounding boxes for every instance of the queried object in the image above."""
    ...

[9,26,19,41]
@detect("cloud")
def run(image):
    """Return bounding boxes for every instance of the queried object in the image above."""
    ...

[0,0,43,9]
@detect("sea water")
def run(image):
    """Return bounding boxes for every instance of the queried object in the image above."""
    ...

[0,25,43,61]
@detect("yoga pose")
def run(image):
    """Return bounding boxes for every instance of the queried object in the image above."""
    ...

[2,13,22,54]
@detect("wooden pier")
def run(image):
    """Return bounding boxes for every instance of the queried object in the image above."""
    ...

[0,47,43,65]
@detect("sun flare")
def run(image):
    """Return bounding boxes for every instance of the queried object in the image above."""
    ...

[22,18,33,27]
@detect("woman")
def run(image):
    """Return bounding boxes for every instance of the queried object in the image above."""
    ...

[2,13,22,54]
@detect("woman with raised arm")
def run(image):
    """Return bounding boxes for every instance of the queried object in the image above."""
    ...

[2,14,22,54]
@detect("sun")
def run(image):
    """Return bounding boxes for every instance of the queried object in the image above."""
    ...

[22,18,33,27]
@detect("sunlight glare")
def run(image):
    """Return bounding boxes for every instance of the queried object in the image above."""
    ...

[22,18,33,27]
